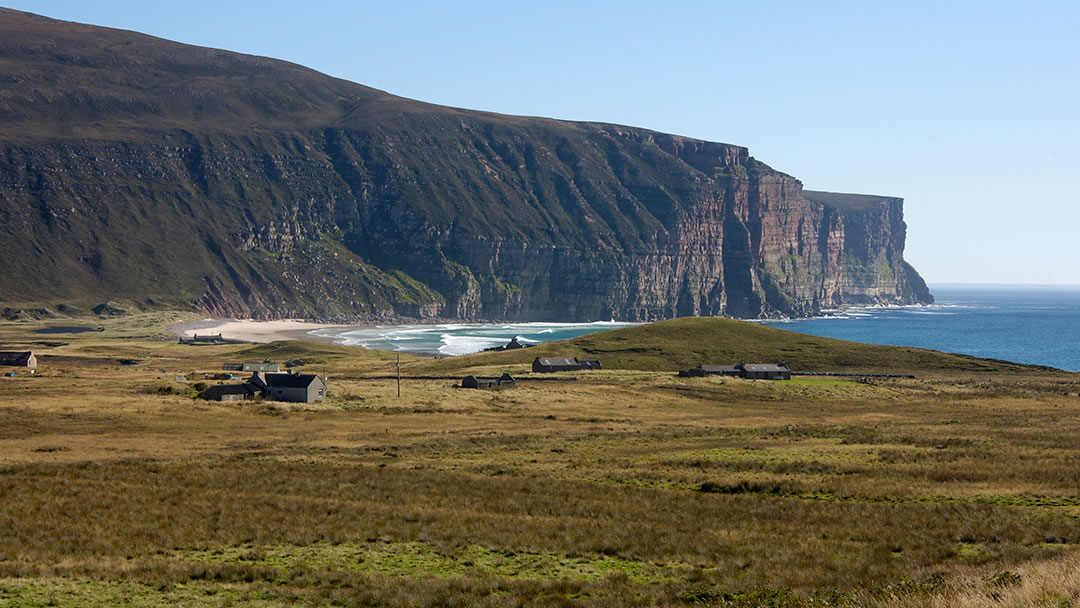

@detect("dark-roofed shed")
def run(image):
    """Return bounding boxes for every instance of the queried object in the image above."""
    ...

[532,357,585,373]
[737,363,791,380]
[0,351,36,368]
[202,383,261,402]
[461,373,517,390]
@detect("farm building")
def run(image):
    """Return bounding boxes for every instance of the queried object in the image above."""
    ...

[179,333,242,345]
[202,372,327,403]
[0,351,36,368]
[678,362,791,380]
[678,365,740,378]
[532,357,602,373]
[461,373,517,390]
[245,362,281,372]
[737,363,791,380]
[252,372,326,403]
[222,362,281,372]
[201,382,262,402]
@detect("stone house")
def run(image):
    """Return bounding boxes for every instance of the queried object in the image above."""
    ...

[0,351,36,368]
[202,372,327,403]
[736,363,791,380]
[461,373,517,389]
[251,372,326,403]
[532,357,602,373]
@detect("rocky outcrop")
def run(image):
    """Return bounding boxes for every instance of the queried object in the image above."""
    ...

[0,8,932,321]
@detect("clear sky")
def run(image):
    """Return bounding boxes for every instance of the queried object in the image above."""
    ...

[6,1,1079,285]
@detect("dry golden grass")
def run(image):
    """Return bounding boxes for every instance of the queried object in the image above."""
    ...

[1,316,1080,605]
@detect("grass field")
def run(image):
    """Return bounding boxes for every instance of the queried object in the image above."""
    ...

[1,315,1080,606]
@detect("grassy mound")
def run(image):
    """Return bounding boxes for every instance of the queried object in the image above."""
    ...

[410,317,1064,376]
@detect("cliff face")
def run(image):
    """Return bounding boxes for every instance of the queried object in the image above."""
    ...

[0,9,932,321]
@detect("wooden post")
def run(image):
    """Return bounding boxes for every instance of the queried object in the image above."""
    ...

[396,353,401,398]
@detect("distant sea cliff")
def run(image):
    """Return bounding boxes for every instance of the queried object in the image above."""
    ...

[0,8,932,321]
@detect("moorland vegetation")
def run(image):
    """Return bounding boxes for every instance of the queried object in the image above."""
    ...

[0,316,1078,606]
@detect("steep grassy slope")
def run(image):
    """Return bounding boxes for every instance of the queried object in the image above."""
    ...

[0,9,931,321]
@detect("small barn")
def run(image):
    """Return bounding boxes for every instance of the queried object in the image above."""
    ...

[253,372,326,403]
[679,362,790,380]
[532,357,603,373]
[678,364,740,378]
[180,333,228,345]
[736,363,791,380]
[678,365,738,377]
[0,351,36,368]
[202,383,261,402]
[224,362,281,372]
[461,373,517,390]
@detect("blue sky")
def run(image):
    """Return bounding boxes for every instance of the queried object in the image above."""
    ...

[7,1,1079,284]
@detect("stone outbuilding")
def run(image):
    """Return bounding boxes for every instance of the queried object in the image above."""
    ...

[222,362,281,372]
[0,351,36,368]
[678,362,791,380]
[532,357,602,373]
[461,373,517,390]
[201,382,262,402]
[678,364,740,378]
[737,363,791,380]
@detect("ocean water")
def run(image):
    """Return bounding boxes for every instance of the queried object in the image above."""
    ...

[310,321,637,356]
[309,286,1080,370]
[761,285,1080,372]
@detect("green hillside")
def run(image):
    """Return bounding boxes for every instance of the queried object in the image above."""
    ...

[409,317,1064,376]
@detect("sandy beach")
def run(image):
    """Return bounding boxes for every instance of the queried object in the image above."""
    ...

[175,319,351,344]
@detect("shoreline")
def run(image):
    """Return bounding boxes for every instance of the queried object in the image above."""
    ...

[166,318,641,352]
[169,319,354,345]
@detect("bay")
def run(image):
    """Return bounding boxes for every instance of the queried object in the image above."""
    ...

[761,285,1080,372]
[309,286,1080,371]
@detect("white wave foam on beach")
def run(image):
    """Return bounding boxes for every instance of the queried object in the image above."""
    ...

[311,321,637,354]
[438,334,508,356]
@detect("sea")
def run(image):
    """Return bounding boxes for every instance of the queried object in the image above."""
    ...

[309,286,1080,371]
[760,285,1080,372]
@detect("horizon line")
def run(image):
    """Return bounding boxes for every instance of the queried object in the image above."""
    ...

[928,282,1080,289]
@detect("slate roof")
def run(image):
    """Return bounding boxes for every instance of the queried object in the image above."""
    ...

[0,351,33,366]
[535,357,580,367]
[739,363,790,372]
[202,383,261,400]
[264,373,321,388]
